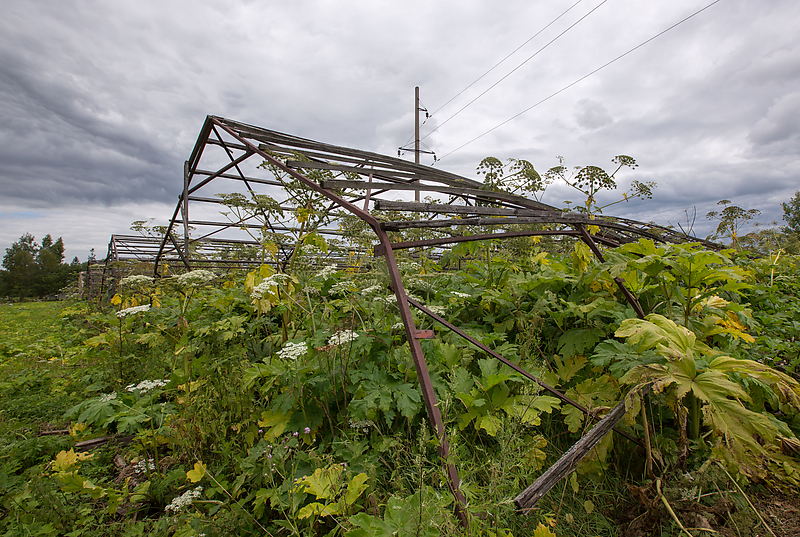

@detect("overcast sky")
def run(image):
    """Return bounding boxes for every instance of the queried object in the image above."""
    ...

[1,0,798,262]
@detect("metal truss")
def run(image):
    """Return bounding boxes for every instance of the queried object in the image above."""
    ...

[152,115,713,526]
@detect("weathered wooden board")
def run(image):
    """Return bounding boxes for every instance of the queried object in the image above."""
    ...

[514,398,629,513]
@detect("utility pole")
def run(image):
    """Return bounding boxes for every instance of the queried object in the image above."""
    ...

[398,86,433,198]
[415,86,420,202]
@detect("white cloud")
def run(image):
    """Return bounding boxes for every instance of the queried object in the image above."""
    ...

[575,99,613,130]
[0,0,798,258]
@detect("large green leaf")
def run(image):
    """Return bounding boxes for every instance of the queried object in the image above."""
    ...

[591,340,664,378]
[558,328,603,358]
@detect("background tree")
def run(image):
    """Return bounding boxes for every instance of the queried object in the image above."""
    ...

[783,189,800,236]
[0,233,81,299]
[1,233,38,299]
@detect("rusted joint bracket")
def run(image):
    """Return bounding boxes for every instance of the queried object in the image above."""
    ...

[413,329,435,339]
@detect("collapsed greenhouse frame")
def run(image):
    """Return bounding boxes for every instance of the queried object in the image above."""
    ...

[150,115,712,526]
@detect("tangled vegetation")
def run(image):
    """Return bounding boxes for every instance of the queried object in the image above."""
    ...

[2,236,800,536]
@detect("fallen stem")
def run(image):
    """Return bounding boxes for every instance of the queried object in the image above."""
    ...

[656,479,692,536]
[714,461,777,537]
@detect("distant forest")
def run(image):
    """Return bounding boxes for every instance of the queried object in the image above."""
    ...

[0,233,84,299]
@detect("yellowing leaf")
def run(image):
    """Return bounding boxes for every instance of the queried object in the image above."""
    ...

[53,449,93,472]
[259,262,276,278]
[69,422,88,438]
[344,473,370,505]
[294,465,344,500]
[571,242,593,273]
[258,410,292,441]
[84,333,114,348]
[187,461,206,483]
[533,522,558,537]
[298,501,328,519]
[477,415,501,436]
[296,207,310,223]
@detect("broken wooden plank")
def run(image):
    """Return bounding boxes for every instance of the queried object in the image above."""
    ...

[382,215,582,230]
[514,398,629,514]
[74,434,136,452]
[286,159,418,179]
[320,180,553,210]
[39,429,70,436]
[382,216,669,244]
[374,200,559,217]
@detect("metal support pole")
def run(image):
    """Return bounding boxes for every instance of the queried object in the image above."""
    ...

[376,229,468,528]
[415,86,420,203]
[183,160,190,260]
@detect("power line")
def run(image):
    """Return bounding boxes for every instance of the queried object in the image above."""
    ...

[437,0,723,162]
[399,2,586,152]
[421,0,610,142]
[428,0,585,119]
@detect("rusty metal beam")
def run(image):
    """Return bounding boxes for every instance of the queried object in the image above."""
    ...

[374,229,619,256]
[576,225,645,319]
[376,231,469,526]
[406,296,643,447]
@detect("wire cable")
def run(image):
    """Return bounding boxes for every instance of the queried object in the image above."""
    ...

[422,0,610,142]
[428,0,585,119]
[437,0,722,162]
[399,1,585,153]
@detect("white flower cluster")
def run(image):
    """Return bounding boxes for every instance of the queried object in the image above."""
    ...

[120,275,154,286]
[409,279,434,291]
[427,305,447,315]
[278,342,308,361]
[329,281,354,295]
[376,295,398,305]
[165,486,203,513]
[451,291,471,299]
[117,304,151,318]
[251,274,292,299]
[317,265,338,279]
[134,458,156,474]
[251,280,277,300]
[126,379,169,393]
[328,330,359,346]
[399,261,421,271]
[349,418,375,434]
[175,270,215,288]
[361,284,383,296]
[99,392,117,403]
[392,322,405,330]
